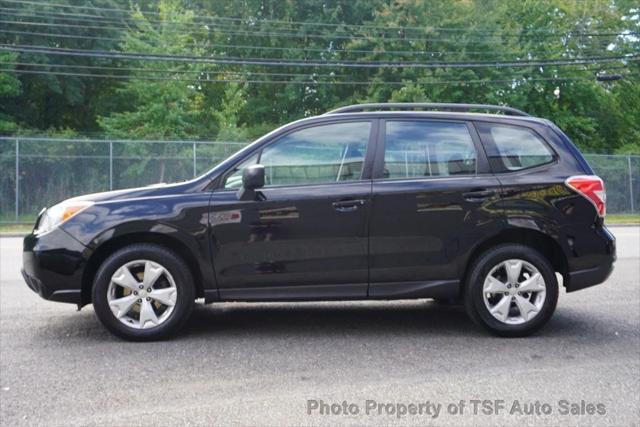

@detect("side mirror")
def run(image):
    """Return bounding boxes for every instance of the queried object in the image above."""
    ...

[236,164,265,201]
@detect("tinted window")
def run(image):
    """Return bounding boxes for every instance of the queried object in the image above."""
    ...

[223,121,371,189]
[383,121,476,178]
[478,123,554,172]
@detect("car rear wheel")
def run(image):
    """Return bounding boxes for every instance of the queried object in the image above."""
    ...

[464,244,558,337]
[92,244,195,341]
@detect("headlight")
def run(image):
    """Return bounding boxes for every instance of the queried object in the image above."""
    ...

[35,200,94,235]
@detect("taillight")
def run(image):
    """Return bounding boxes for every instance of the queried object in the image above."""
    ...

[565,175,606,217]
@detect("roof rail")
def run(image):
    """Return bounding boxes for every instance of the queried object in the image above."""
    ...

[325,102,530,117]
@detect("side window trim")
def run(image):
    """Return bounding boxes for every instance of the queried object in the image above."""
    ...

[373,118,480,181]
[475,121,558,174]
[216,118,376,191]
[467,121,492,175]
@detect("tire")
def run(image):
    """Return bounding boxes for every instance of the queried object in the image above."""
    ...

[92,243,195,341]
[463,244,558,337]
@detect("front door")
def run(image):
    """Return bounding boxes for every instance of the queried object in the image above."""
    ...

[368,119,503,297]
[209,120,375,300]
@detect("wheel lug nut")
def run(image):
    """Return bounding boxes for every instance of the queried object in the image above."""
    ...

[146,297,151,301]
[504,292,509,296]
[134,291,138,295]
[137,299,142,303]
[515,284,519,288]
[138,285,143,289]
[507,284,512,288]
[147,288,152,293]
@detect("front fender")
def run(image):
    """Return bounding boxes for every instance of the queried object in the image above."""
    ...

[61,192,217,301]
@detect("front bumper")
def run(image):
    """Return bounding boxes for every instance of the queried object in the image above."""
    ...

[22,228,91,305]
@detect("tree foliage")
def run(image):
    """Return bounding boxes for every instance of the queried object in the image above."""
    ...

[0,0,638,153]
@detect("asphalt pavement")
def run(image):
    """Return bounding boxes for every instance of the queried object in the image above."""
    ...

[1,227,638,426]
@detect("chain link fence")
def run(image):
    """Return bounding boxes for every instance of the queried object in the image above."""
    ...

[583,154,639,215]
[1,136,638,224]
[0,137,245,224]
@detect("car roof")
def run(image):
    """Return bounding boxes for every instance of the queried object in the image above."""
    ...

[307,110,551,126]
[302,102,551,127]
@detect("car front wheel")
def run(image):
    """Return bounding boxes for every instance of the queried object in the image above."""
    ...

[464,244,558,337]
[92,244,195,341]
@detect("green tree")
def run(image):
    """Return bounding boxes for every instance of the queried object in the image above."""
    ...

[98,0,218,140]
[0,0,637,153]
[0,52,22,134]
[98,0,223,181]
[0,0,128,132]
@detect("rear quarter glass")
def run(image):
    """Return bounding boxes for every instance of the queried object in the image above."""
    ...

[474,122,556,173]
[545,121,593,174]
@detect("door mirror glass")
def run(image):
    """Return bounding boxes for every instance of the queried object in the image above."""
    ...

[243,164,265,190]
[237,164,265,201]
[224,153,258,189]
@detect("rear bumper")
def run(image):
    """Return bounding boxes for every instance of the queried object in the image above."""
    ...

[564,225,616,292]
[22,228,90,305]
[566,262,614,292]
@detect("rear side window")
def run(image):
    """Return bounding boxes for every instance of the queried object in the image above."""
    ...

[383,121,476,179]
[477,123,555,172]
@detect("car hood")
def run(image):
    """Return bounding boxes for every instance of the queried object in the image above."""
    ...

[67,181,195,204]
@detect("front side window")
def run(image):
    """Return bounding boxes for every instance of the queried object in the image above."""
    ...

[383,121,477,179]
[223,121,371,189]
[223,153,259,189]
[477,123,555,172]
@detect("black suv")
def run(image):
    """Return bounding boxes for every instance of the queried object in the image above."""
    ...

[22,103,616,340]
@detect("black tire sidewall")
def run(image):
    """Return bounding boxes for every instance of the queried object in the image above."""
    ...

[464,244,558,337]
[92,244,195,341]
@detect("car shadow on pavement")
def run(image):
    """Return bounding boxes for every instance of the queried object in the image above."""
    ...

[176,300,619,342]
[30,300,622,344]
[184,300,476,338]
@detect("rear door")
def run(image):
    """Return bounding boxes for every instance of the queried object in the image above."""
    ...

[209,119,376,300]
[368,118,503,297]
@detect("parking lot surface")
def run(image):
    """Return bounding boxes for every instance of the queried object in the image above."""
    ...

[1,227,638,426]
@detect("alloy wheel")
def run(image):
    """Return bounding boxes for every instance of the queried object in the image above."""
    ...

[482,259,547,325]
[107,259,178,329]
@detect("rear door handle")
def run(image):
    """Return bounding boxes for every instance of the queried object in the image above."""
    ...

[332,199,366,212]
[463,189,497,202]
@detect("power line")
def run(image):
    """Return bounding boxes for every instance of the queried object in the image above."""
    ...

[0,67,313,83]
[0,61,349,78]
[1,7,631,40]
[0,17,496,45]
[1,0,634,37]
[0,28,120,42]
[0,28,626,60]
[3,66,634,86]
[0,15,633,45]
[2,44,636,69]
[0,17,580,45]
[3,60,630,76]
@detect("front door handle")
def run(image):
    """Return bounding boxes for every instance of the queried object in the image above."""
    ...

[463,189,497,202]
[332,199,366,212]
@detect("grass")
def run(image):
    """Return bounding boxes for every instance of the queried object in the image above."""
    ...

[0,223,33,234]
[606,214,640,225]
